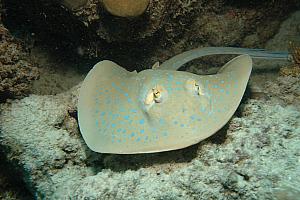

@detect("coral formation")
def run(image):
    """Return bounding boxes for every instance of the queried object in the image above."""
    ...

[61,0,88,11]
[265,76,300,105]
[0,22,39,101]
[3,0,299,70]
[102,0,149,17]
[0,2,34,199]
[279,43,300,77]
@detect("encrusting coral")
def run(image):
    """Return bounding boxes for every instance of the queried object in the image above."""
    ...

[61,0,88,11]
[279,42,300,77]
[0,14,39,101]
[102,0,149,17]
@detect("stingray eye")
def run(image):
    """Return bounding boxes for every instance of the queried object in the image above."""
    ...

[185,79,204,96]
[153,88,162,103]
[144,85,166,105]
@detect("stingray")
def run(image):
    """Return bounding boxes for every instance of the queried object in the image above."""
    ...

[78,47,289,154]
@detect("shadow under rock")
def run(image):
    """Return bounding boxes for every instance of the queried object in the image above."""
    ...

[80,136,199,173]
[100,144,199,172]
[0,150,33,199]
[100,123,231,172]
[82,126,230,173]
[208,124,229,145]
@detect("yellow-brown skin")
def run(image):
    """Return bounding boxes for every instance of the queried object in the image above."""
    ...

[78,56,252,154]
[102,0,149,17]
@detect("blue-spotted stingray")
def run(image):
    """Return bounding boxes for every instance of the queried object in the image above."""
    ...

[78,47,289,154]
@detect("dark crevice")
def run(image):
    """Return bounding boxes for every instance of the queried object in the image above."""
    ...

[0,148,33,199]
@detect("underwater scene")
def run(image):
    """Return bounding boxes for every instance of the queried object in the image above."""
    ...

[0,0,299,199]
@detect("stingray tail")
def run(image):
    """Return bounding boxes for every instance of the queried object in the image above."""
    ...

[159,47,290,71]
[243,48,289,60]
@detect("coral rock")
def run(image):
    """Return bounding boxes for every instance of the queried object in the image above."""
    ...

[61,0,88,11]
[103,0,149,17]
[0,24,39,102]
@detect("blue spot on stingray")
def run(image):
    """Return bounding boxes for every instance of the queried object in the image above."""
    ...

[117,128,122,133]
[166,87,173,91]
[176,81,183,85]
[131,132,135,137]
[190,115,196,120]
[226,90,230,95]
[122,129,127,133]
[174,120,178,125]
[159,118,165,125]
[139,119,145,125]
[127,98,133,103]
[95,120,99,126]
[124,115,130,120]
[105,89,109,92]
[162,132,168,137]
[200,107,206,112]
[136,137,141,142]
[111,123,116,128]
[112,113,119,119]
[140,129,145,134]
[219,89,224,93]
[124,93,129,97]
[145,136,149,141]
[130,109,138,113]
[213,85,219,88]
[101,112,106,116]
[180,124,185,127]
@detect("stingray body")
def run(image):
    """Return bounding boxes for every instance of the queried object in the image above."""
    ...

[78,54,252,154]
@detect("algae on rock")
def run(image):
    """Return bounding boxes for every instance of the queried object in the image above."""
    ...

[0,23,39,101]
